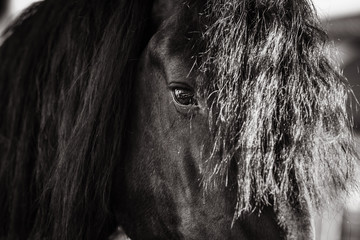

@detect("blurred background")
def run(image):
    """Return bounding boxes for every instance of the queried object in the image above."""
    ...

[1,0,360,239]
[313,2,360,240]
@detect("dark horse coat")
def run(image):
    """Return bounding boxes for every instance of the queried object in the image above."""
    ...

[0,0,358,239]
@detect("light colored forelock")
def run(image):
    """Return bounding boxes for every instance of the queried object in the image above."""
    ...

[197,0,358,237]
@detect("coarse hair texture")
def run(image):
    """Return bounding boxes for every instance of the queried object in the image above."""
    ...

[0,0,153,239]
[197,0,358,238]
[0,0,358,239]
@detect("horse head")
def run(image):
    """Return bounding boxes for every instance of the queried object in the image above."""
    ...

[0,0,357,239]
[113,0,358,239]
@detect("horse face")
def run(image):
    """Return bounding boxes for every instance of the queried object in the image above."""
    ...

[114,8,284,240]
[0,0,356,239]
[111,0,358,239]
[118,26,229,240]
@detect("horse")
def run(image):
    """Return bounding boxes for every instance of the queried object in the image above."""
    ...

[0,0,358,239]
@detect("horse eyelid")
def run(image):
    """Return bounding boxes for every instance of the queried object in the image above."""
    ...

[168,82,194,91]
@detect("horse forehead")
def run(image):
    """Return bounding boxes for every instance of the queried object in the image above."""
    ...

[147,26,195,78]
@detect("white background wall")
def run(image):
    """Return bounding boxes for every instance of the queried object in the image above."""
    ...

[7,0,40,16]
[313,0,360,18]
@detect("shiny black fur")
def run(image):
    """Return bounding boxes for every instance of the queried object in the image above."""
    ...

[0,0,153,239]
[0,0,357,239]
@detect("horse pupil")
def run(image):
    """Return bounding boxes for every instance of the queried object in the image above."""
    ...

[174,88,194,105]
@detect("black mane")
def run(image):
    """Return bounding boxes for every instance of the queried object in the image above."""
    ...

[0,0,152,239]
[1,0,358,239]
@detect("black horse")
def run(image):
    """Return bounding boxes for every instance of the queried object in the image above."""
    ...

[0,0,357,239]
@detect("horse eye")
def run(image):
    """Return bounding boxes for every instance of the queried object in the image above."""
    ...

[172,88,197,106]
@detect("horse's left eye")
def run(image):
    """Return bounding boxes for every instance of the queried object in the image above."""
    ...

[172,88,197,106]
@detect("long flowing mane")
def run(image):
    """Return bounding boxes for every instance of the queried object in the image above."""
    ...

[0,0,152,239]
[197,0,358,237]
[1,0,358,239]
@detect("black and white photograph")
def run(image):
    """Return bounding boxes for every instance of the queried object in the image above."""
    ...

[1,0,360,239]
